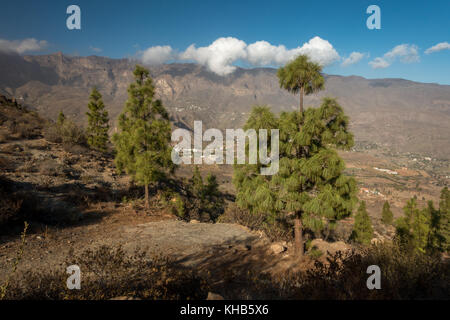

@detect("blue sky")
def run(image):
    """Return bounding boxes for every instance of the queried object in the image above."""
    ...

[0,0,449,84]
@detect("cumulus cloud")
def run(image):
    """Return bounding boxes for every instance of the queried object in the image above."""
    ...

[179,37,247,75]
[140,45,175,65]
[425,42,450,54]
[369,57,390,69]
[295,36,340,67]
[369,44,419,69]
[246,41,291,66]
[0,38,48,54]
[138,36,340,76]
[341,52,366,67]
[384,44,419,63]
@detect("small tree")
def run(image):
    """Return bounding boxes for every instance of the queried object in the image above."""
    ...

[381,200,393,225]
[112,65,174,209]
[439,187,450,252]
[395,197,430,253]
[277,54,325,113]
[188,166,224,222]
[425,200,445,253]
[350,201,374,245]
[57,110,66,127]
[86,88,109,152]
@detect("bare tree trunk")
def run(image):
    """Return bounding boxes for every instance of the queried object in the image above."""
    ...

[294,216,304,256]
[299,86,304,114]
[144,184,149,209]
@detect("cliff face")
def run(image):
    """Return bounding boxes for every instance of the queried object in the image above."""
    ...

[1,52,450,158]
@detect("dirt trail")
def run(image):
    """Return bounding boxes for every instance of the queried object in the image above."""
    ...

[0,217,299,283]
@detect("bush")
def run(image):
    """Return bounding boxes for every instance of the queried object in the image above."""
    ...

[3,245,208,300]
[287,242,450,299]
[43,119,86,146]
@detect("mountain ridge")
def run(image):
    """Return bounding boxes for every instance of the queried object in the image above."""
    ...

[1,51,449,158]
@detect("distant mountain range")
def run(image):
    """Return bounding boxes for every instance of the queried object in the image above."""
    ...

[1,51,449,158]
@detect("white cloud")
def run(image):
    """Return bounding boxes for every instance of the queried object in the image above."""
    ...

[179,37,247,75]
[295,36,340,67]
[247,37,340,67]
[246,41,291,66]
[89,46,102,53]
[138,36,340,75]
[369,44,419,69]
[0,38,48,54]
[341,52,365,67]
[140,45,175,65]
[425,42,450,54]
[384,44,419,63]
[369,57,390,69]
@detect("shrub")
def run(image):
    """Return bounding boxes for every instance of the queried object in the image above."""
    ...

[289,242,450,300]
[3,245,208,300]
[43,118,86,146]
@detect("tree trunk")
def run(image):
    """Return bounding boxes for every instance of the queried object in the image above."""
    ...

[294,216,304,256]
[144,184,149,209]
[299,86,304,114]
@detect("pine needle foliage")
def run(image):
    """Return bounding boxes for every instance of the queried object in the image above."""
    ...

[233,98,357,254]
[112,65,174,208]
[350,201,374,245]
[381,200,394,225]
[86,87,109,151]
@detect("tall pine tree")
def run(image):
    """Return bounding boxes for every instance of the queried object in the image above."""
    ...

[381,200,393,225]
[86,87,109,151]
[112,65,174,208]
[234,98,357,256]
[350,201,374,245]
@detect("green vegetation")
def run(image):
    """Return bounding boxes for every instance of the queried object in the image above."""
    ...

[234,98,357,256]
[440,187,450,252]
[277,54,324,113]
[112,65,174,208]
[350,201,374,245]
[395,191,448,253]
[44,110,86,146]
[186,166,224,222]
[86,88,109,152]
[381,200,394,225]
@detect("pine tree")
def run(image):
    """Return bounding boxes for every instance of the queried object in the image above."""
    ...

[381,200,393,225]
[350,201,374,245]
[112,65,174,209]
[233,98,357,256]
[395,197,430,252]
[425,200,445,253]
[57,110,66,126]
[86,88,109,151]
[188,166,224,222]
[277,54,324,113]
[439,187,450,252]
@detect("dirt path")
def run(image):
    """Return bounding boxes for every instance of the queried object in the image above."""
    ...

[0,213,299,284]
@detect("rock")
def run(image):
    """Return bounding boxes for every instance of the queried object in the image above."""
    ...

[310,239,351,255]
[371,237,384,245]
[190,219,200,224]
[269,242,287,254]
[206,292,224,300]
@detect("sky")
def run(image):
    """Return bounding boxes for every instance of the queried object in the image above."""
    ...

[0,0,449,84]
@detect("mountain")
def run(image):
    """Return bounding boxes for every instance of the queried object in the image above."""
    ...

[1,52,450,158]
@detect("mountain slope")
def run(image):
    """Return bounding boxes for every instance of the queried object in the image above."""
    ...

[1,52,449,158]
